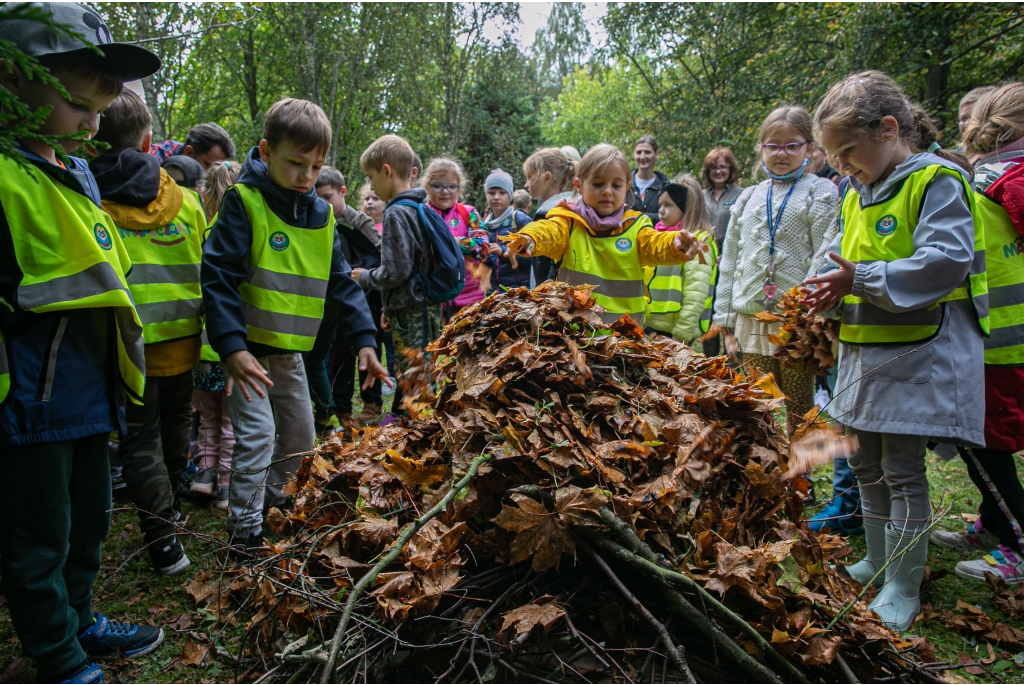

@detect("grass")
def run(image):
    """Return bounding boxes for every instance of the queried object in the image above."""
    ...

[0,432,1021,682]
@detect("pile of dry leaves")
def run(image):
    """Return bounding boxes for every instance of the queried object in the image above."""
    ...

[200,283,938,684]
[755,286,840,375]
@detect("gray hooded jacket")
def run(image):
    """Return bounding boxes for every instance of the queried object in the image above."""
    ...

[817,153,986,446]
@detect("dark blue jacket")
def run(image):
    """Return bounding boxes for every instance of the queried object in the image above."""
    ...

[0,149,122,446]
[487,210,538,289]
[200,147,378,359]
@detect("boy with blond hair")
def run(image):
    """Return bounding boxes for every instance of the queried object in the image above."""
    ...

[0,4,166,681]
[90,88,207,577]
[201,99,386,553]
[351,135,440,420]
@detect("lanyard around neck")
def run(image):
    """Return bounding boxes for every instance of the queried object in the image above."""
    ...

[766,179,798,257]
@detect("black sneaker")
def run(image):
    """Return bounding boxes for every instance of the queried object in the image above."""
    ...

[225,531,264,563]
[78,613,164,660]
[150,536,190,576]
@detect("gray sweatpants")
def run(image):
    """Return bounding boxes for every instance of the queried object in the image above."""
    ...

[847,429,930,533]
[225,354,314,536]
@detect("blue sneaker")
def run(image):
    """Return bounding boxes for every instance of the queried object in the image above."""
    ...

[78,613,164,660]
[806,499,864,535]
[60,662,104,684]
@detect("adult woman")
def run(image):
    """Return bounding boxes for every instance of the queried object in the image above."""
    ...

[631,135,669,225]
[701,147,744,254]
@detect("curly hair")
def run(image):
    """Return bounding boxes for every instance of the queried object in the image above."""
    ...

[700,147,739,189]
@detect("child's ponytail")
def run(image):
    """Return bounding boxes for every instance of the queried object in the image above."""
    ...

[908,103,973,179]
[963,83,1024,159]
[524,148,576,194]
[202,160,239,221]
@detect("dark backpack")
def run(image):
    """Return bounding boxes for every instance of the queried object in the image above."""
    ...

[392,199,466,304]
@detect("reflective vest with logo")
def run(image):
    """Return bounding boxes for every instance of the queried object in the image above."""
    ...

[114,186,206,345]
[0,153,146,404]
[839,164,989,345]
[645,228,718,332]
[200,212,219,361]
[976,190,1024,365]
[557,212,650,325]
[234,184,333,352]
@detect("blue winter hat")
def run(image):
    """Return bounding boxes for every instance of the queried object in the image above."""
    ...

[484,168,514,199]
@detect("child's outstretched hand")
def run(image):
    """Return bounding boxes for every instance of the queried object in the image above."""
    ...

[224,350,274,402]
[800,252,856,315]
[358,346,392,391]
[674,230,708,264]
[499,233,535,269]
[350,267,365,283]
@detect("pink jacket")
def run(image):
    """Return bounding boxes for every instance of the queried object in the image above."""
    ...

[430,203,487,308]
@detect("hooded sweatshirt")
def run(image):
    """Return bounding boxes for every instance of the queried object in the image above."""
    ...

[90,148,202,376]
[1,147,123,446]
[201,147,378,359]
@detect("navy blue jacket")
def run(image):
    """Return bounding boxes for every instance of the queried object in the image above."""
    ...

[200,147,378,359]
[487,210,539,289]
[0,149,123,446]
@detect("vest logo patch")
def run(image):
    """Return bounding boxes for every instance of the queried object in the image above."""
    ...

[449,218,459,228]
[94,223,112,250]
[875,215,897,236]
[615,237,633,253]
[269,231,290,251]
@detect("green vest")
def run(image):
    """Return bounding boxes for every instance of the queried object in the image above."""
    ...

[116,186,206,345]
[839,163,989,345]
[646,228,718,330]
[0,154,146,403]
[557,213,649,325]
[976,191,1024,365]
[234,183,333,352]
[200,211,220,362]
[698,229,719,334]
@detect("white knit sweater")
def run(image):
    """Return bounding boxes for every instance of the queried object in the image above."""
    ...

[713,173,838,327]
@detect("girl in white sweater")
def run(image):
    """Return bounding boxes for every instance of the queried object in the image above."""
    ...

[713,106,838,427]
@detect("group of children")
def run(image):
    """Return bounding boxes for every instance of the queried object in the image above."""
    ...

[1,3,1024,682]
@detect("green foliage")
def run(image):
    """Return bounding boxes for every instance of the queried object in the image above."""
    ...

[0,4,96,164]
[549,2,1024,182]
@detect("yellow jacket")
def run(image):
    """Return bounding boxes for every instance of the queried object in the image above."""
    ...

[519,205,689,267]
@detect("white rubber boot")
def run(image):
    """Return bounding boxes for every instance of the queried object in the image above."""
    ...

[868,524,927,632]
[845,515,886,586]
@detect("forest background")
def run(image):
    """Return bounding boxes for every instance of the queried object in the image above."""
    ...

[101,2,1024,206]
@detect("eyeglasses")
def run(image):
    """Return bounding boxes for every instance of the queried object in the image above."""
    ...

[428,183,461,193]
[710,165,730,172]
[760,141,808,156]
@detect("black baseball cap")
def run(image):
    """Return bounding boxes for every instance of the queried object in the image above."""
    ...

[0,2,161,81]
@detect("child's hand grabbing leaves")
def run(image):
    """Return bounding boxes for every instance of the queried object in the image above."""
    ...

[499,233,535,269]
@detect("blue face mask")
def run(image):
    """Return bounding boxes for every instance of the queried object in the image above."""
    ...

[760,157,810,181]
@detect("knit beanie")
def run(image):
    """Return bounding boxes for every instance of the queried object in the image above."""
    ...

[659,182,689,215]
[484,168,514,199]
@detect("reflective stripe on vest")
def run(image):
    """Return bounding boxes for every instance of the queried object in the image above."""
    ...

[234,183,333,351]
[839,164,989,345]
[698,229,719,333]
[117,187,206,345]
[200,327,220,362]
[976,191,1024,365]
[557,214,649,325]
[0,153,145,403]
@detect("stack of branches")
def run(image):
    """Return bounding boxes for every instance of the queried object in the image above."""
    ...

[755,286,840,375]
[203,283,939,684]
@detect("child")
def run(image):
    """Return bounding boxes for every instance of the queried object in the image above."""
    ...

[512,188,532,214]
[930,82,1024,584]
[523,147,578,282]
[504,144,700,325]
[190,160,240,510]
[89,89,207,576]
[421,157,492,315]
[352,135,443,420]
[0,4,165,681]
[802,71,988,630]
[483,169,536,289]
[359,180,384,233]
[161,154,204,190]
[201,98,386,554]
[644,175,717,346]
[310,166,385,431]
[713,106,838,430]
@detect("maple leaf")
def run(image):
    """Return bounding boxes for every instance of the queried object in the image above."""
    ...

[493,493,575,572]
[499,598,566,637]
[178,634,216,667]
[381,450,448,486]
[348,516,398,547]
[554,485,608,526]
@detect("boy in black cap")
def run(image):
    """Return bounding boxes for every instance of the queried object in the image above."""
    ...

[0,3,165,682]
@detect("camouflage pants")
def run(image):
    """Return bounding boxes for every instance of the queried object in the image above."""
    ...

[390,304,443,378]
[119,370,193,548]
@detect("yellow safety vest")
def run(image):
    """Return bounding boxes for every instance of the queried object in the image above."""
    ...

[234,183,333,352]
[975,189,1024,365]
[839,163,989,345]
[0,153,146,404]
[200,211,220,362]
[557,212,649,325]
[112,183,206,345]
[699,229,719,334]
[644,228,718,333]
